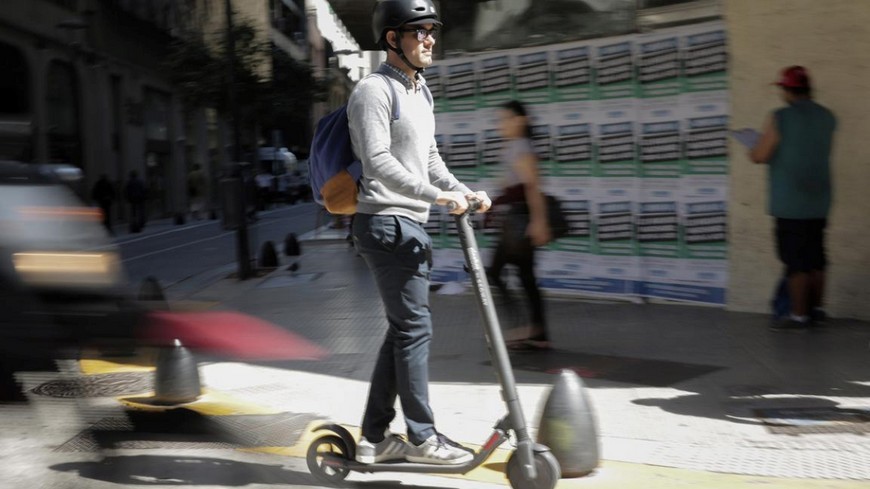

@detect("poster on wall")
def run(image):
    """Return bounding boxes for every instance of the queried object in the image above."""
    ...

[477,54,515,108]
[636,30,682,99]
[514,48,553,106]
[428,21,729,306]
[443,59,478,112]
[593,39,636,100]
[551,101,595,177]
[426,64,445,113]
[639,97,683,179]
[681,25,727,93]
[552,43,594,102]
[683,92,729,175]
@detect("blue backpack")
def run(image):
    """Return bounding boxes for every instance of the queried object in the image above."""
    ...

[308,73,431,215]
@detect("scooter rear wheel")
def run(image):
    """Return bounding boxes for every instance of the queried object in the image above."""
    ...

[306,434,351,485]
[506,449,561,489]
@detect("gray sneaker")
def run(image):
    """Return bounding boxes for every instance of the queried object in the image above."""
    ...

[406,433,473,465]
[355,433,408,464]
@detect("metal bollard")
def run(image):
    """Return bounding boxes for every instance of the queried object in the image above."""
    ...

[138,276,167,307]
[284,232,301,257]
[258,240,279,268]
[537,369,600,477]
[153,339,202,405]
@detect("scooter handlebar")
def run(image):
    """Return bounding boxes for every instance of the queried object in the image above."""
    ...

[446,199,482,214]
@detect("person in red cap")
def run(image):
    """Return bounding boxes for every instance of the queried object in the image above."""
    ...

[749,66,837,331]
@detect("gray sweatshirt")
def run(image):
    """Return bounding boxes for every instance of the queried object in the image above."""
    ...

[347,64,471,223]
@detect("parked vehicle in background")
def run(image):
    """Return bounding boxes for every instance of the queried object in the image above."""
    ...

[0,161,141,401]
[258,146,297,175]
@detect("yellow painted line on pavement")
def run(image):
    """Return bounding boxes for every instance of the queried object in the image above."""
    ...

[79,355,156,375]
[118,389,283,416]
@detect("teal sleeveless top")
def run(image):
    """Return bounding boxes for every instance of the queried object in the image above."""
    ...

[768,99,836,219]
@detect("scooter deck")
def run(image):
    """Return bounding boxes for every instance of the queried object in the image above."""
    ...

[322,453,484,474]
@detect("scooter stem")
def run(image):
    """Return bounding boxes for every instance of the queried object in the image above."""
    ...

[454,211,537,479]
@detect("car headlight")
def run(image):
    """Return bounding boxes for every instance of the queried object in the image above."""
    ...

[12,252,122,288]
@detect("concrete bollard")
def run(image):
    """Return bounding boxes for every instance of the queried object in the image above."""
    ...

[537,369,600,477]
[138,276,167,304]
[284,233,301,257]
[153,339,201,405]
[258,240,279,269]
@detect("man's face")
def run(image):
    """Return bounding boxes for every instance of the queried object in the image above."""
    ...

[398,23,437,67]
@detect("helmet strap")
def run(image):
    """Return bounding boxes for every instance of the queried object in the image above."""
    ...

[387,29,425,75]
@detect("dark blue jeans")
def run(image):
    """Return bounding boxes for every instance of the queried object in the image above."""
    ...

[352,213,435,446]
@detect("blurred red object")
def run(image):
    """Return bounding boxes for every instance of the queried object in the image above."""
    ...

[142,311,328,361]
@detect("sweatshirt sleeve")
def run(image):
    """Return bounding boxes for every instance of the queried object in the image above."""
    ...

[347,77,441,203]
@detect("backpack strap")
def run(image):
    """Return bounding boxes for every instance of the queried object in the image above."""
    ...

[421,83,433,107]
[374,73,433,122]
[374,73,400,123]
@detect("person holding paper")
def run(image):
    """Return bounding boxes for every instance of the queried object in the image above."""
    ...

[748,66,837,330]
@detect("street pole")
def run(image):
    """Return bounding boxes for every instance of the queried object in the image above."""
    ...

[225,0,251,280]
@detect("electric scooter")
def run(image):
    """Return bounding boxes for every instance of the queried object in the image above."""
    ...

[305,202,561,488]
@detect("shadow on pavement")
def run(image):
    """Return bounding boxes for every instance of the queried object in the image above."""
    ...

[51,455,475,488]
[51,455,314,486]
[487,349,724,387]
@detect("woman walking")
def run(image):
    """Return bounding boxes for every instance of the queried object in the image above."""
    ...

[488,100,551,351]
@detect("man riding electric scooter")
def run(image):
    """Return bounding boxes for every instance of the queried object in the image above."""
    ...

[306,4,561,487]
[345,0,492,466]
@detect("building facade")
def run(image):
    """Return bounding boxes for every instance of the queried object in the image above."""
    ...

[0,0,325,222]
[0,0,191,219]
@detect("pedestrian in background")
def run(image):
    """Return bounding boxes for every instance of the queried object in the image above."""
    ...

[124,170,147,233]
[347,0,491,466]
[187,163,207,220]
[91,173,116,234]
[487,100,551,351]
[749,66,837,330]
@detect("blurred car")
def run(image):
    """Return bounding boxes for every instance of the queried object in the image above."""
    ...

[0,162,125,293]
[0,161,142,397]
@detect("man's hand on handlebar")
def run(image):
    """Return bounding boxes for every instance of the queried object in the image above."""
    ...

[438,191,492,215]
[436,191,468,214]
[466,191,491,213]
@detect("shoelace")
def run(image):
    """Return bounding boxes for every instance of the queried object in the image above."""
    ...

[435,432,469,451]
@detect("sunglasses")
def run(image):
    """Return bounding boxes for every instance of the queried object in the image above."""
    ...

[400,27,437,42]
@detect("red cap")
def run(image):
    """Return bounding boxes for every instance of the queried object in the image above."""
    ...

[775,66,811,89]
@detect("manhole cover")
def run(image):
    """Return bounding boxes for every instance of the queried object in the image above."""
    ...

[755,406,870,435]
[31,372,153,398]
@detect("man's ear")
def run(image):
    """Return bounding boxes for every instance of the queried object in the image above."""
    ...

[386,30,398,50]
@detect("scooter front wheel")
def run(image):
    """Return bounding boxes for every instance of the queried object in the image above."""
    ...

[306,435,351,485]
[506,449,561,489]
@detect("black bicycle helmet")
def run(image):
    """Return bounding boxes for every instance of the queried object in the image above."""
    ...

[372,0,441,45]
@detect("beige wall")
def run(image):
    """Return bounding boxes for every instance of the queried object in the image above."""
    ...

[726,0,870,320]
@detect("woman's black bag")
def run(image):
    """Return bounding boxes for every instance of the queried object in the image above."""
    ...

[498,192,570,251]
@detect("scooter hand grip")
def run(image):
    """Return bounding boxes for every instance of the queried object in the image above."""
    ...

[447,200,481,213]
